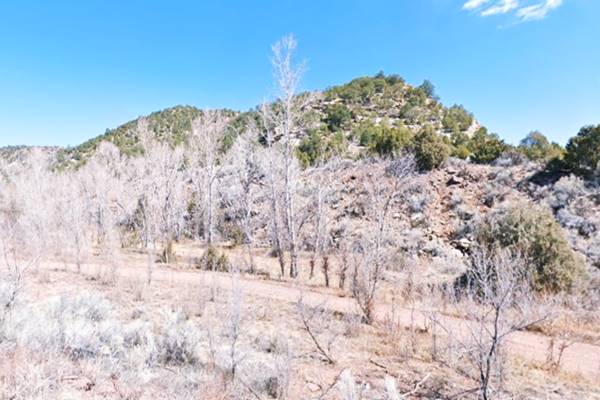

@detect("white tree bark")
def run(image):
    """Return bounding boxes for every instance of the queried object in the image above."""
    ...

[188,110,230,248]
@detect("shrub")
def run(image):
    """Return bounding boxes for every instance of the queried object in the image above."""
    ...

[448,130,472,159]
[368,123,413,157]
[518,131,564,162]
[158,240,176,264]
[222,223,246,247]
[452,145,471,160]
[15,291,204,370]
[353,120,377,146]
[156,308,200,365]
[324,103,353,132]
[296,128,346,167]
[412,127,450,170]
[482,182,510,208]
[197,246,230,272]
[474,203,586,292]
[324,73,405,105]
[408,190,430,214]
[493,150,528,167]
[0,281,21,340]
[564,124,600,177]
[548,175,586,210]
[18,292,122,361]
[443,105,473,133]
[0,280,21,313]
[468,127,509,164]
[586,237,600,268]
[556,208,588,233]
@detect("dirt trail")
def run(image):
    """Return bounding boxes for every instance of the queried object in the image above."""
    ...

[38,260,600,381]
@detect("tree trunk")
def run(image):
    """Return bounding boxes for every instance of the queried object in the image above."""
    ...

[267,166,285,277]
[246,242,255,274]
[322,255,330,288]
[146,243,154,284]
[207,176,214,247]
[338,253,348,290]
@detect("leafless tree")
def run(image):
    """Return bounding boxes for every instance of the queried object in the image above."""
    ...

[436,248,551,400]
[0,153,51,317]
[53,173,92,273]
[223,123,262,273]
[12,149,54,269]
[131,118,188,283]
[0,207,31,312]
[262,34,310,278]
[333,217,353,291]
[188,110,231,248]
[351,156,415,323]
[259,106,287,277]
[81,142,134,278]
[307,161,335,281]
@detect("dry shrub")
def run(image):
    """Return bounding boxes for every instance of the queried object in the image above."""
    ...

[156,308,201,366]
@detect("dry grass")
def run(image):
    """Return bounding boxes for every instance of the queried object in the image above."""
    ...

[0,243,598,399]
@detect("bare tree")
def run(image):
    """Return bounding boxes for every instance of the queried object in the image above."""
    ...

[223,123,262,273]
[0,153,51,314]
[10,149,54,270]
[81,142,134,279]
[0,202,34,298]
[351,157,415,323]
[131,118,188,283]
[53,173,92,273]
[259,105,287,277]
[264,34,310,278]
[307,161,335,281]
[333,215,353,291]
[436,248,550,400]
[188,110,230,248]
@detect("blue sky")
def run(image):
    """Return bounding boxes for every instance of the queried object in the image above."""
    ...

[0,0,598,147]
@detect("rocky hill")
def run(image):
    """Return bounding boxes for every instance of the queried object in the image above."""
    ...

[53,73,479,168]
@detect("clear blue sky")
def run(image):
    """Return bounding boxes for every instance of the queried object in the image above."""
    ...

[0,0,598,147]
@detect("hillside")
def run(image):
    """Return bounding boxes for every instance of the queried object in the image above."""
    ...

[0,145,61,164]
[53,73,479,167]
[56,106,243,168]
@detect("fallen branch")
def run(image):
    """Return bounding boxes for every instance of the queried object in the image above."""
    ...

[297,297,337,365]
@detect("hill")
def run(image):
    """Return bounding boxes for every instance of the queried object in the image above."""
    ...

[56,106,242,168]
[53,73,480,167]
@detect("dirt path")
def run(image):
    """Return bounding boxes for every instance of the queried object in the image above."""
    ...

[37,260,600,381]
